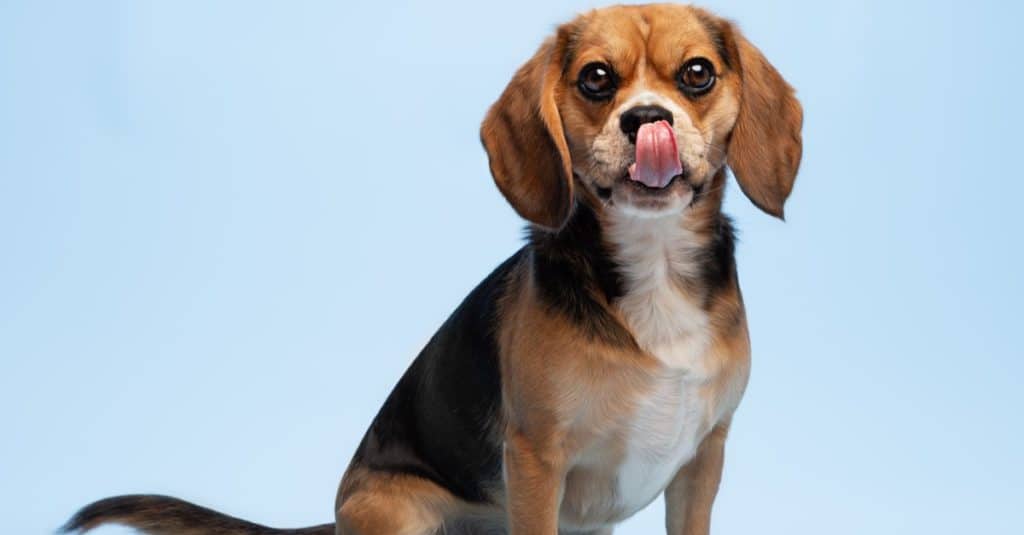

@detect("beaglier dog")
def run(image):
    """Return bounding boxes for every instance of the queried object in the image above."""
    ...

[64,4,802,534]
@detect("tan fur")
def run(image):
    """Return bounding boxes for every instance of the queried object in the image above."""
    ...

[63,5,799,535]
[335,468,458,535]
[335,5,798,535]
[664,422,730,535]
[500,266,670,530]
[493,257,751,533]
[480,31,575,230]
[718,21,803,219]
[483,4,801,224]
[479,5,792,535]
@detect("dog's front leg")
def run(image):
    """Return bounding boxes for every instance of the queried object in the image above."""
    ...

[504,426,566,535]
[664,422,730,535]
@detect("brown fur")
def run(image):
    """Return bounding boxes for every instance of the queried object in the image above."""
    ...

[665,422,730,535]
[335,468,458,535]
[718,20,803,219]
[64,5,800,535]
[476,5,792,534]
[482,4,802,224]
[481,32,575,230]
[495,250,752,534]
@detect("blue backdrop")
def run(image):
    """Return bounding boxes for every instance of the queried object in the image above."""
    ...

[2,1,1021,533]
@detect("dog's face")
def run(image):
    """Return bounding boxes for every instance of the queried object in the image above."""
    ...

[481,4,803,228]
[560,5,742,217]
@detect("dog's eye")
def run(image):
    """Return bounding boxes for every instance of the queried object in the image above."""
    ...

[677,58,716,95]
[578,62,617,101]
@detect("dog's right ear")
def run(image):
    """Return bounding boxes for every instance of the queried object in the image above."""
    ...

[480,29,574,231]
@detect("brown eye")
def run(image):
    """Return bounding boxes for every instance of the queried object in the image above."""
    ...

[578,62,617,100]
[678,57,716,95]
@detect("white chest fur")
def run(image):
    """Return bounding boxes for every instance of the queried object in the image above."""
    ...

[606,212,712,370]
[615,371,713,516]
[606,211,720,516]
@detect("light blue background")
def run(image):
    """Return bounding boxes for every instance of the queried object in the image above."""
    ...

[2,1,1021,533]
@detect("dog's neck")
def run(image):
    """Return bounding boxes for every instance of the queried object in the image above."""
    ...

[603,207,713,361]
[527,174,735,354]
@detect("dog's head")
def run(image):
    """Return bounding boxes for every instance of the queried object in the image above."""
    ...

[481,4,803,229]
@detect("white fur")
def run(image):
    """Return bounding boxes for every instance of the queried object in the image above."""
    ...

[615,369,712,516]
[606,211,710,367]
[605,209,722,517]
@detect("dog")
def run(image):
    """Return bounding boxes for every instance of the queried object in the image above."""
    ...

[63,4,802,534]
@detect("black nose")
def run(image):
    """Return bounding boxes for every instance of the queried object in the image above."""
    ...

[619,105,674,144]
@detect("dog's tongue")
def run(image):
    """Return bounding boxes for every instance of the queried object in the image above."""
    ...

[628,120,682,189]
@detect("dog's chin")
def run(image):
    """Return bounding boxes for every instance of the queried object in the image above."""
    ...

[593,174,695,218]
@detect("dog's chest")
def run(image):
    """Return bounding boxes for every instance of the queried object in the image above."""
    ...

[610,281,715,518]
[563,215,725,525]
[562,362,719,528]
[616,371,714,512]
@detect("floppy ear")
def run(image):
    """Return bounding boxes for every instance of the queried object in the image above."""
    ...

[480,30,574,230]
[722,23,804,219]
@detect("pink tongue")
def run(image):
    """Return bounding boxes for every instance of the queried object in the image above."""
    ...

[627,120,682,189]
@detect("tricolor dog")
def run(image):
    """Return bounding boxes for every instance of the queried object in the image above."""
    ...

[65,4,802,534]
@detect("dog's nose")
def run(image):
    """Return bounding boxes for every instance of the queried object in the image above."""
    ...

[619,105,674,144]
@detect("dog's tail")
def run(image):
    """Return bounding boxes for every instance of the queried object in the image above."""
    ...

[60,494,335,535]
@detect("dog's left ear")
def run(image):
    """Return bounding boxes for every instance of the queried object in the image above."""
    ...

[721,22,804,219]
[480,29,574,230]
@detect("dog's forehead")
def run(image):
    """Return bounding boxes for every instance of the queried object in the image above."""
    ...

[567,4,717,74]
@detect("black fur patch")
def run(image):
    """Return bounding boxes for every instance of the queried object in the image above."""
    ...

[352,204,641,504]
[352,253,517,503]
[61,494,334,534]
[701,213,738,297]
[528,203,637,349]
